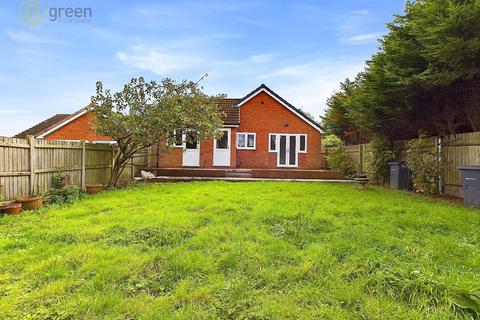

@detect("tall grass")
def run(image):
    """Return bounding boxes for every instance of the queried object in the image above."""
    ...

[0,181,479,319]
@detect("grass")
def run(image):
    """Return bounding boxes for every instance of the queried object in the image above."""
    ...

[0,181,479,319]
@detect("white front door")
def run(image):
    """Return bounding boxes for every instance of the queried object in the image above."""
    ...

[182,131,200,167]
[277,134,298,167]
[213,128,231,166]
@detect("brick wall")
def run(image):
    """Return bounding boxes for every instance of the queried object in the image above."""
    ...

[45,113,112,142]
[236,92,322,169]
[155,92,323,169]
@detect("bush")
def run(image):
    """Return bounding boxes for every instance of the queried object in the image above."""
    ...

[327,147,355,177]
[48,173,82,205]
[322,134,342,148]
[406,132,449,196]
[367,137,396,185]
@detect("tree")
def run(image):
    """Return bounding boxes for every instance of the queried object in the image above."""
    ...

[90,77,224,187]
[321,78,366,144]
[325,0,480,141]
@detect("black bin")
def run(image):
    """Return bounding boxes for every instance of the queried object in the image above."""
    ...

[459,166,480,208]
[388,161,410,190]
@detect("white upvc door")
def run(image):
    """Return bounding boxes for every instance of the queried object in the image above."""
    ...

[213,128,231,166]
[277,134,298,167]
[182,131,200,167]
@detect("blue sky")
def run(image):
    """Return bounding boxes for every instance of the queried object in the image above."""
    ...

[0,0,404,136]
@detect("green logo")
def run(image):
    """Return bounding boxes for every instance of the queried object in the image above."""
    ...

[19,0,44,26]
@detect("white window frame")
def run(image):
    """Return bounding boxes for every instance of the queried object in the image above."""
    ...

[268,134,277,152]
[168,130,183,148]
[268,133,307,153]
[236,132,256,150]
[298,134,307,153]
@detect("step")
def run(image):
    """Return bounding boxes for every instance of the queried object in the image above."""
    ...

[225,169,253,178]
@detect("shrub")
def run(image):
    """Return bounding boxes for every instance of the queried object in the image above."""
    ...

[322,134,342,148]
[406,132,449,196]
[367,137,396,185]
[48,173,82,205]
[327,147,355,177]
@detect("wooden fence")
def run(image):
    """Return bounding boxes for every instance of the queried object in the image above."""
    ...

[325,131,480,198]
[0,136,148,201]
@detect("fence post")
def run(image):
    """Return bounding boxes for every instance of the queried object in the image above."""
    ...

[81,140,86,191]
[28,135,35,195]
[130,156,134,179]
[359,144,364,173]
[437,135,443,194]
[111,147,115,182]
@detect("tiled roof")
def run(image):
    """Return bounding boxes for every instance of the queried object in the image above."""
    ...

[14,114,71,139]
[218,98,241,125]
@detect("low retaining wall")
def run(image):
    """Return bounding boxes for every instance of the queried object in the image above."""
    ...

[147,168,345,180]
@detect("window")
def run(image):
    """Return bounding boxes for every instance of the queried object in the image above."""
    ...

[173,130,183,147]
[216,130,229,149]
[185,131,198,149]
[167,130,183,147]
[269,134,277,152]
[237,133,256,149]
[298,134,307,152]
[269,134,307,153]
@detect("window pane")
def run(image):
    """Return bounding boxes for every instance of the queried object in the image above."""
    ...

[270,135,276,151]
[299,135,306,151]
[237,134,245,148]
[175,131,183,146]
[247,134,255,148]
[289,135,296,165]
[185,132,197,149]
[279,136,286,165]
[216,131,228,149]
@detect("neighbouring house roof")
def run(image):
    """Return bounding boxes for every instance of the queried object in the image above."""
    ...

[35,107,90,138]
[14,114,71,139]
[237,84,323,132]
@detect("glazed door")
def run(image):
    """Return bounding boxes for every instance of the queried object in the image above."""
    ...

[213,129,231,166]
[182,131,200,167]
[277,134,297,167]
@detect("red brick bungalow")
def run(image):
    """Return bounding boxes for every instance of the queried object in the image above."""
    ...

[157,84,324,170]
[15,85,333,177]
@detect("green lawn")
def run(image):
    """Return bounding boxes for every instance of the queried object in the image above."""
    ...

[0,182,479,319]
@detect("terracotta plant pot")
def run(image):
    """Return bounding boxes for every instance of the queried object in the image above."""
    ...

[16,196,43,211]
[5,203,22,215]
[86,184,103,194]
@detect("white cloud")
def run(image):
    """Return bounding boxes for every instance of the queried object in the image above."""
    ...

[249,54,274,63]
[4,30,66,45]
[262,60,365,117]
[0,109,30,116]
[352,9,369,15]
[345,32,382,43]
[117,45,202,75]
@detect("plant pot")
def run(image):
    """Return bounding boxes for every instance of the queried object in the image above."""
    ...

[5,203,22,215]
[16,196,43,211]
[86,184,103,194]
[0,201,14,209]
[354,175,370,190]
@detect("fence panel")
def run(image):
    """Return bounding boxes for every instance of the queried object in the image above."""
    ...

[337,131,480,198]
[0,136,148,201]
[443,132,480,197]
